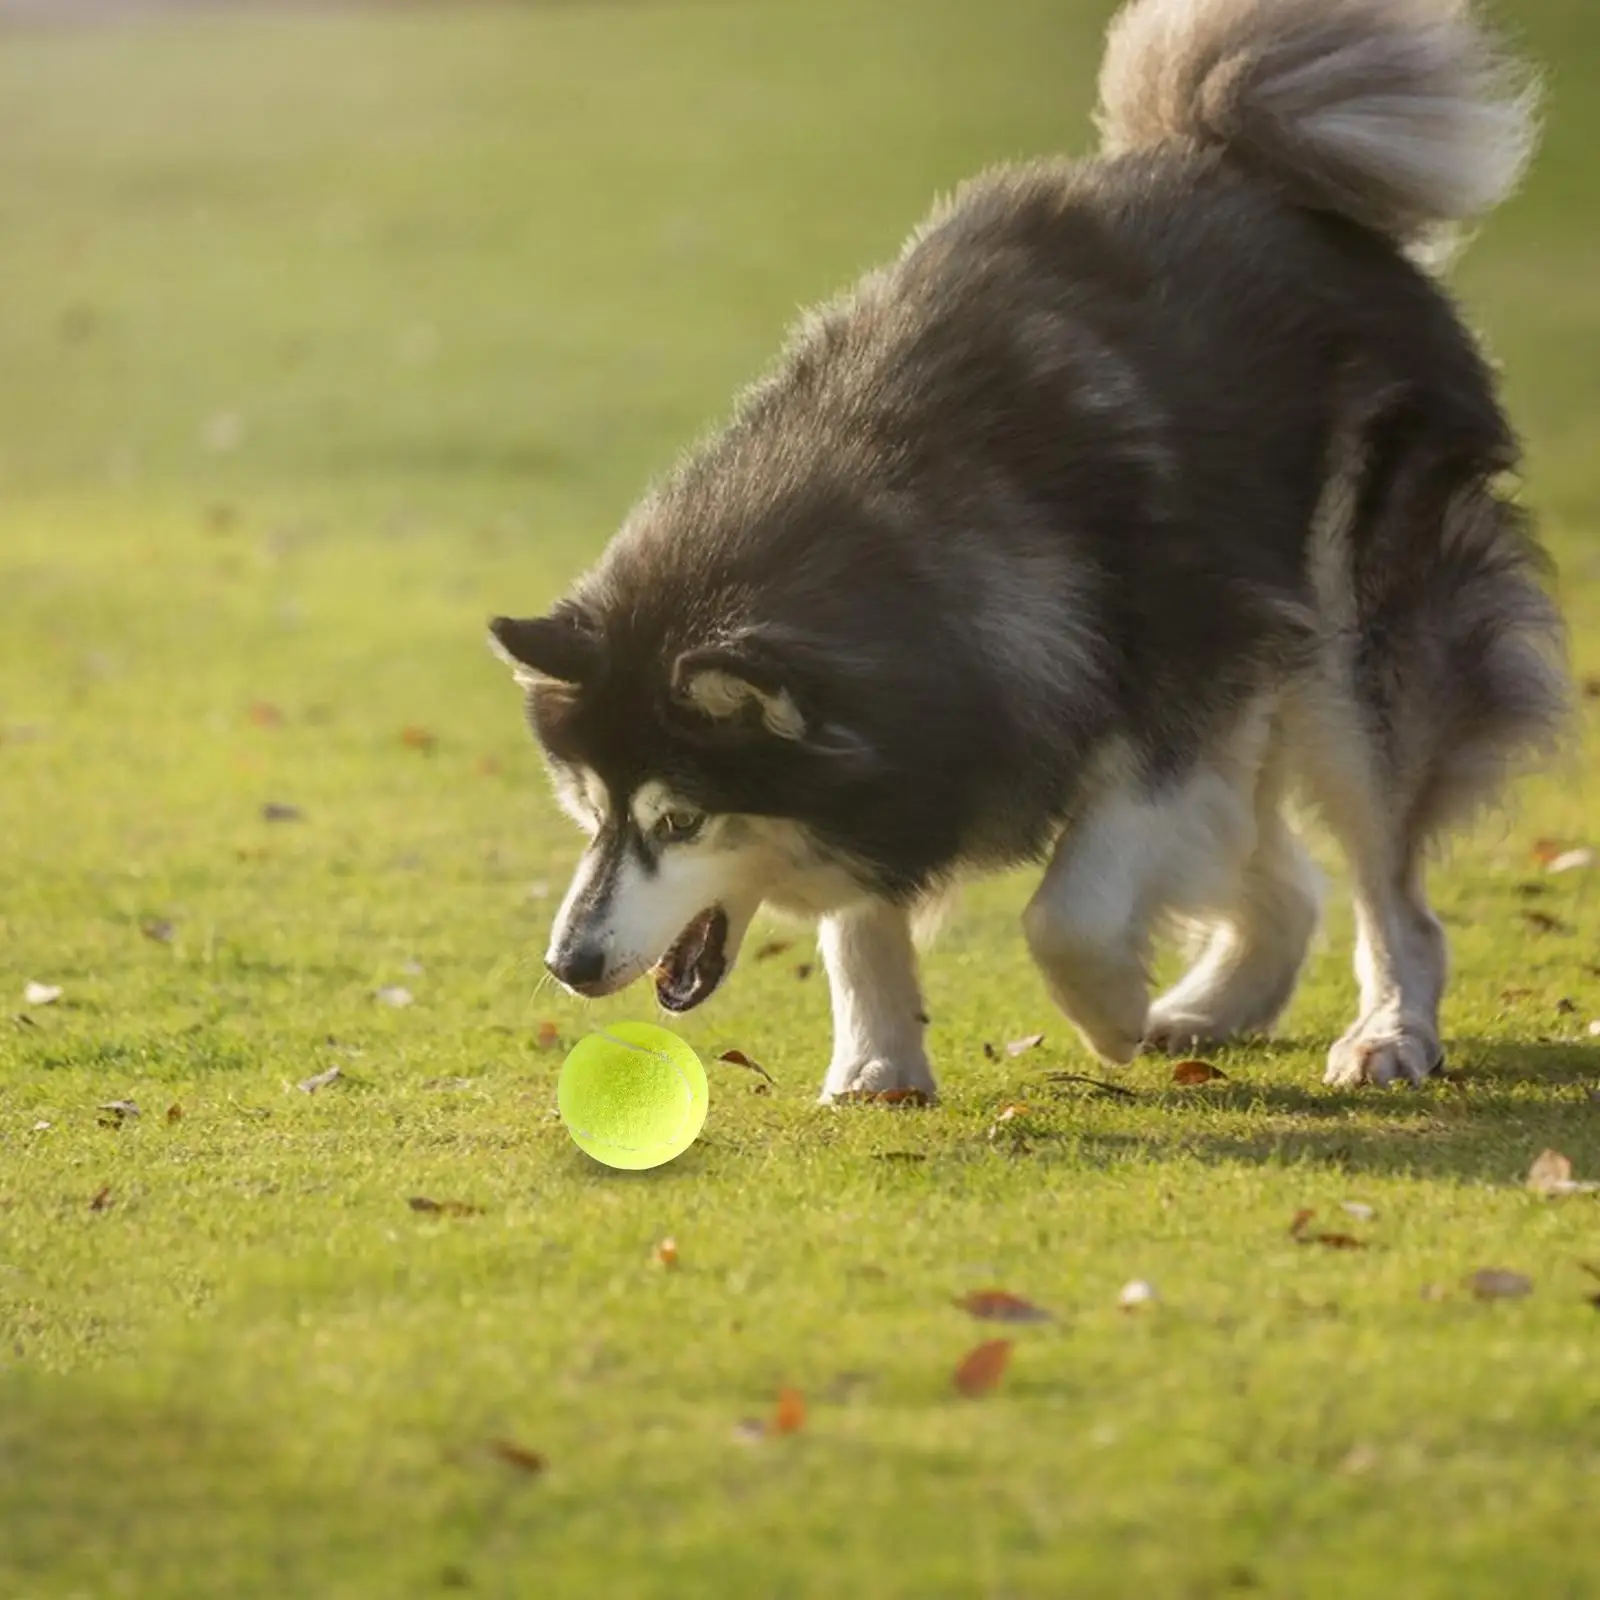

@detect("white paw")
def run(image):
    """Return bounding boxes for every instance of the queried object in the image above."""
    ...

[819,1056,938,1104]
[1144,1006,1237,1054]
[1324,1018,1441,1088]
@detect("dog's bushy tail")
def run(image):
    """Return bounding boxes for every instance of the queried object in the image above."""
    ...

[1096,0,1539,246]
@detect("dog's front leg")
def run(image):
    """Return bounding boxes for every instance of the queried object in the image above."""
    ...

[818,899,936,1103]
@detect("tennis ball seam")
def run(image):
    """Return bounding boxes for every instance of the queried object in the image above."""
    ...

[563,1027,697,1154]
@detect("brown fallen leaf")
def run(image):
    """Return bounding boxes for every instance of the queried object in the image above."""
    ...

[1521,909,1571,935]
[1531,837,1566,865]
[166,1103,183,1124]
[653,1237,678,1268]
[1467,1268,1532,1301]
[1173,1059,1228,1085]
[400,725,438,754]
[834,1087,932,1107]
[247,701,284,728]
[953,1289,1052,1324]
[89,1184,112,1211]
[754,939,793,962]
[487,1439,546,1475]
[953,1339,1013,1398]
[408,1196,484,1217]
[770,1387,806,1435]
[1526,1148,1600,1196]
[535,1020,561,1051]
[1289,1207,1369,1249]
[1005,1034,1045,1057]
[718,1048,776,1086]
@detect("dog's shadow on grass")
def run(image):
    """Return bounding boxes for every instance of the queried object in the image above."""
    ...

[1045,1036,1598,1183]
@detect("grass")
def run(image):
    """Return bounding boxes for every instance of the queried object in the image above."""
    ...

[1,1,1597,1595]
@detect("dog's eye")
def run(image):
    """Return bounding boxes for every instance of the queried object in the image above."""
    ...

[653,809,705,845]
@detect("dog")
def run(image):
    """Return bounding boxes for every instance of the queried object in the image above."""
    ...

[490,0,1567,1100]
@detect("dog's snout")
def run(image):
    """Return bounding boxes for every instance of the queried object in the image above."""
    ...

[547,943,607,995]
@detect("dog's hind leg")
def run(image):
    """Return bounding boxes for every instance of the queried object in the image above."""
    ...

[818,899,938,1103]
[1144,738,1321,1052]
[1024,720,1270,1064]
[1304,466,1565,1086]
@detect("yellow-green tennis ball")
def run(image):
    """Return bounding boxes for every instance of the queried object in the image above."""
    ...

[557,1022,708,1170]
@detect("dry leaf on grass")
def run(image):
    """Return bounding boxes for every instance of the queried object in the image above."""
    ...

[247,701,284,728]
[1521,909,1571,935]
[89,1184,112,1211]
[653,1237,679,1268]
[833,1087,932,1106]
[401,725,438,753]
[487,1439,546,1475]
[1467,1268,1532,1301]
[1289,1208,1369,1248]
[953,1289,1052,1324]
[1526,1148,1600,1196]
[953,1339,1013,1398]
[718,1048,776,1086]
[261,802,303,823]
[23,982,62,1006]
[770,1387,806,1435]
[535,1020,561,1051]
[1005,1034,1045,1057]
[99,1100,140,1122]
[753,939,793,961]
[408,1196,484,1217]
[1173,1059,1227,1085]
[1531,837,1567,865]
[1118,1279,1159,1310]
[375,985,414,1009]
[793,961,814,981]
[1548,846,1595,874]
[297,1065,342,1094]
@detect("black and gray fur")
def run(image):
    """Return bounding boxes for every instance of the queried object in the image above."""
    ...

[492,0,1566,1099]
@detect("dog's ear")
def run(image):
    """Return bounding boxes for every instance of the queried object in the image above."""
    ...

[671,634,876,771]
[671,640,808,741]
[487,611,600,690]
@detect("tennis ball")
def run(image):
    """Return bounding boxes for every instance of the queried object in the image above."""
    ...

[557,1022,708,1170]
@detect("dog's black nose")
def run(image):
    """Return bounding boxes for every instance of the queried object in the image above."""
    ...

[547,944,606,994]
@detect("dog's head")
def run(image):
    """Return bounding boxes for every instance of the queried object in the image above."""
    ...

[488,605,879,1010]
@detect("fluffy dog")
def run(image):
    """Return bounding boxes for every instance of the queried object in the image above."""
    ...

[491,0,1566,1099]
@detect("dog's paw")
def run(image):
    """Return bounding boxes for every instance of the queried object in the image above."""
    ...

[1323,1018,1442,1088]
[1143,1007,1239,1054]
[819,1056,938,1104]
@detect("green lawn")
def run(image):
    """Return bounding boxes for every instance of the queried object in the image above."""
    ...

[2,3,1598,1595]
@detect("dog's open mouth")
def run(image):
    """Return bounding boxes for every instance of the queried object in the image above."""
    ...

[653,906,730,1012]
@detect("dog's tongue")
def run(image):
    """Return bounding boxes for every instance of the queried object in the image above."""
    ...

[654,907,730,1012]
